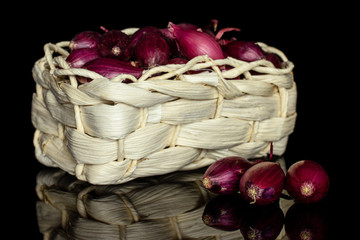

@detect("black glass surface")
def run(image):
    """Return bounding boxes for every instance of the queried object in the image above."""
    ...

[5,2,350,239]
[32,160,334,240]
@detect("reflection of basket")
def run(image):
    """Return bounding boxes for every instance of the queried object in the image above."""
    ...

[36,168,243,239]
[32,31,296,184]
[36,158,292,239]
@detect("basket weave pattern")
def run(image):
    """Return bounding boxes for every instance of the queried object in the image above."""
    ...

[32,34,297,184]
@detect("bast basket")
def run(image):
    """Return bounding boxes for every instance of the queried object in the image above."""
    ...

[31,28,297,185]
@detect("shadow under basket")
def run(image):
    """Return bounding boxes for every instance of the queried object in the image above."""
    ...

[31,32,297,185]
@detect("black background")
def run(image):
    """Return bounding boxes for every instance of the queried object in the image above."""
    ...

[4,2,353,239]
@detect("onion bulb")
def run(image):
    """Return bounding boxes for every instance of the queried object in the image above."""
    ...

[69,31,101,51]
[222,41,265,62]
[66,48,100,68]
[239,161,284,205]
[285,160,330,204]
[168,22,224,60]
[202,156,257,194]
[134,33,170,68]
[97,30,132,61]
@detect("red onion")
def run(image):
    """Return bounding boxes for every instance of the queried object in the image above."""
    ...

[168,22,224,60]
[264,53,283,68]
[66,48,100,68]
[159,29,183,58]
[177,22,198,30]
[239,161,284,205]
[222,41,265,62]
[239,203,284,240]
[202,156,257,194]
[285,160,330,204]
[167,58,188,64]
[285,203,328,240]
[69,31,102,51]
[82,57,143,80]
[97,30,132,61]
[130,26,162,50]
[134,33,170,68]
[202,194,245,231]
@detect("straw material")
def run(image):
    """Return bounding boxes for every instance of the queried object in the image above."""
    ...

[36,163,292,240]
[32,30,297,184]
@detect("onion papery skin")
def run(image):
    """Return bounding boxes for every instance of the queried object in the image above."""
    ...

[168,22,224,60]
[202,194,246,231]
[167,58,188,64]
[264,53,283,68]
[69,31,102,51]
[285,203,328,240]
[66,48,100,68]
[134,33,170,68]
[82,58,143,80]
[130,26,162,51]
[97,30,132,61]
[202,156,256,194]
[239,162,285,205]
[176,22,199,30]
[239,202,284,240]
[285,160,330,204]
[222,41,265,62]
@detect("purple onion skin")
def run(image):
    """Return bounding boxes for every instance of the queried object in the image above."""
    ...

[285,160,330,204]
[135,33,170,68]
[202,194,246,231]
[168,22,224,60]
[130,26,162,51]
[66,48,100,68]
[167,58,188,64]
[222,41,265,62]
[202,156,256,195]
[239,161,285,205]
[264,53,283,68]
[177,22,199,30]
[97,30,132,61]
[82,57,143,79]
[160,28,184,58]
[69,31,102,51]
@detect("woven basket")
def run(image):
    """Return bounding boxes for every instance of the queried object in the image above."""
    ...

[35,164,292,239]
[31,28,297,185]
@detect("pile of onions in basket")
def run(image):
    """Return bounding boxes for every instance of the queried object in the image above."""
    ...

[65,20,286,84]
[202,156,330,205]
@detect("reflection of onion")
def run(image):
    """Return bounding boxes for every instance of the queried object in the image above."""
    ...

[285,203,328,240]
[202,194,246,231]
[239,202,284,240]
